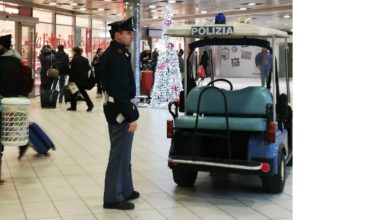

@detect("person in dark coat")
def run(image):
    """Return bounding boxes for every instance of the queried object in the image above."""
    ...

[99,17,139,210]
[55,45,69,103]
[0,34,31,160]
[39,45,55,90]
[200,50,209,77]
[178,49,184,79]
[67,47,94,112]
[92,48,104,98]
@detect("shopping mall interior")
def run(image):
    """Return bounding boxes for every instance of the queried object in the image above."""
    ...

[0,0,293,219]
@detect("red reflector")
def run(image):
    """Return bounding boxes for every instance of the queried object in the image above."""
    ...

[167,120,173,138]
[171,161,178,166]
[261,163,270,173]
[267,122,276,143]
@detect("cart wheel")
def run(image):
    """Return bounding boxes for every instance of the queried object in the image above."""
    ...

[172,169,198,187]
[261,152,286,193]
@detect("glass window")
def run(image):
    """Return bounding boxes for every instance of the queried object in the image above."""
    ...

[76,16,90,28]
[35,23,53,49]
[56,14,72,26]
[92,29,107,53]
[0,20,15,46]
[92,19,104,29]
[33,9,52,23]
[56,25,73,55]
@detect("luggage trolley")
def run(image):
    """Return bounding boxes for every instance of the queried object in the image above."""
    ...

[0,97,30,182]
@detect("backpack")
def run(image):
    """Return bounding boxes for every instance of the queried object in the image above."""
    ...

[18,64,34,96]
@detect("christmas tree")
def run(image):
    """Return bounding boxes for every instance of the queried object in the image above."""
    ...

[150,3,183,108]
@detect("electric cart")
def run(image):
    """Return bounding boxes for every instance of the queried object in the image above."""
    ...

[166,20,292,193]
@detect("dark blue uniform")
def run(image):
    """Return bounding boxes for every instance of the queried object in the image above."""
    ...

[100,39,139,204]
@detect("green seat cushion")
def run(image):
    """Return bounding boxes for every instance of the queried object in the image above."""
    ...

[186,86,272,116]
[175,116,267,131]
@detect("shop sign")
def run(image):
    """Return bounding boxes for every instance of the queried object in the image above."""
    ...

[191,26,234,36]
[0,4,19,15]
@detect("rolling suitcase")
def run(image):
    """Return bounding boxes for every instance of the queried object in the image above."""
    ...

[41,79,59,108]
[29,122,56,155]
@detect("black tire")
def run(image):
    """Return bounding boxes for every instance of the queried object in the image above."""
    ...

[286,126,292,166]
[261,152,286,193]
[287,155,293,166]
[286,106,293,167]
[172,169,198,187]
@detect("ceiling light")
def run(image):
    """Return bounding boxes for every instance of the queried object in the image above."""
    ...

[98,8,105,11]
[151,9,157,12]
[168,0,176,3]
[239,7,247,11]
[70,2,77,6]
[248,3,256,6]
[200,10,208,14]
[104,0,112,2]
[283,14,291,18]
[80,7,86,11]
[49,2,57,6]
[116,13,122,16]
[149,5,156,9]
[153,16,159,19]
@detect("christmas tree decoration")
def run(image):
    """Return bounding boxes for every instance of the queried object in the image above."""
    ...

[150,3,183,108]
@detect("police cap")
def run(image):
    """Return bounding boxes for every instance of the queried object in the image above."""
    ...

[108,17,135,33]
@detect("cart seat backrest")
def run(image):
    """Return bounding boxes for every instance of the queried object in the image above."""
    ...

[186,86,272,116]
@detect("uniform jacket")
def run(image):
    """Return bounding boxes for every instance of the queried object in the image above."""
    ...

[100,40,139,124]
[69,55,91,89]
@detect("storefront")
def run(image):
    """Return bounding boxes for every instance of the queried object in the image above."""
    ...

[1,4,115,96]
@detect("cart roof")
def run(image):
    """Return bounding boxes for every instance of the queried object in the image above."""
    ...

[165,22,288,39]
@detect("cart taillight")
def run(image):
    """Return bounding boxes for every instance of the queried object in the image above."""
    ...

[261,163,270,173]
[267,122,276,143]
[167,120,173,138]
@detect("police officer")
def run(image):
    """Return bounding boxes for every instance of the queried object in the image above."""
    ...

[100,17,140,210]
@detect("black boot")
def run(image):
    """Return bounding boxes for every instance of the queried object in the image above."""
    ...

[86,105,94,112]
[18,145,29,160]
[103,201,135,210]
[126,191,140,201]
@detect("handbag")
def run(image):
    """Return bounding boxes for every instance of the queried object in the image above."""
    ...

[85,69,96,90]
[47,54,59,78]
[47,68,59,78]
[68,82,79,94]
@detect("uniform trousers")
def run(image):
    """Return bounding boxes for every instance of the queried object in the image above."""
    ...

[104,122,134,203]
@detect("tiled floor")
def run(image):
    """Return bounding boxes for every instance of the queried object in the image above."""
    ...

[0,87,292,220]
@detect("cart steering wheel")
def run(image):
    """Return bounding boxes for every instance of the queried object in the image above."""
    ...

[206,79,233,91]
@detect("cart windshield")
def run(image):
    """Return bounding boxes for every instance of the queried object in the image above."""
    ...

[187,43,292,104]
[189,45,270,89]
